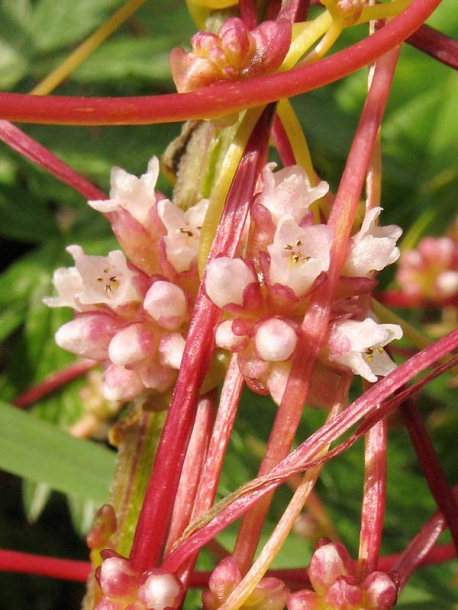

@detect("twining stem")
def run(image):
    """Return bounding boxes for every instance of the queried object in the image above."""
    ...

[0,121,106,201]
[233,43,401,574]
[220,381,349,610]
[164,394,215,557]
[128,106,274,572]
[392,485,458,589]
[400,397,458,551]
[164,333,458,570]
[0,0,442,125]
[358,419,387,577]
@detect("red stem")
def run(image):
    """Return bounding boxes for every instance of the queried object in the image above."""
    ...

[164,394,215,557]
[2,542,455,586]
[400,397,458,551]
[0,121,106,200]
[392,485,458,589]
[0,550,90,582]
[128,106,275,572]
[358,419,387,578]
[406,24,458,70]
[164,333,458,569]
[13,360,96,408]
[0,0,442,125]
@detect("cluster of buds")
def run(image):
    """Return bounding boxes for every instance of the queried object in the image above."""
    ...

[288,540,397,610]
[170,17,292,92]
[96,552,183,610]
[45,157,208,402]
[395,234,458,304]
[203,557,290,610]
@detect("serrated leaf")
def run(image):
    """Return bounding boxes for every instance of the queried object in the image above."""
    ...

[0,400,116,504]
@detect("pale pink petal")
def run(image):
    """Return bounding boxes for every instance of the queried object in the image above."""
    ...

[158,333,186,369]
[254,317,298,362]
[143,281,188,330]
[327,318,402,382]
[137,571,183,610]
[103,364,144,401]
[205,257,257,308]
[343,207,402,277]
[108,324,156,367]
[158,198,209,272]
[89,157,159,226]
[55,313,121,360]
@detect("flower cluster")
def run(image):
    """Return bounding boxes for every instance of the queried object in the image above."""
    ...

[204,164,403,405]
[46,158,402,408]
[288,541,397,610]
[396,234,458,303]
[170,17,292,93]
[45,157,207,402]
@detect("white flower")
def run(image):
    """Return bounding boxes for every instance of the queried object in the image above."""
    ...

[343,207,402,277]
[268,219,332,296]
[259,163,329,225]
[327,318,403,382]
[158,198,209,272]
[66,246,143,308]
[88,156,160,226]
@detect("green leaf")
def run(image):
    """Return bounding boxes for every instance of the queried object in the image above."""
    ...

[0,400,116,504]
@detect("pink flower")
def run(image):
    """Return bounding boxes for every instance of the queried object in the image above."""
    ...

[65,246,145,309]
[396,235,458,301]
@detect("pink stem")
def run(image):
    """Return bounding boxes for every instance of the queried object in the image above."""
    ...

[400,397,458,551]
[164,394,215,557]
[3,542,454,586]
[13,360,96,408]
[0,121,106,200]
[128,106,274,572]
[392,485,458,589]
[406,24,458,70]
[233,42,400,573]
[163,356,243,582]
[0,0,442,125]
[358,419,387,577]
